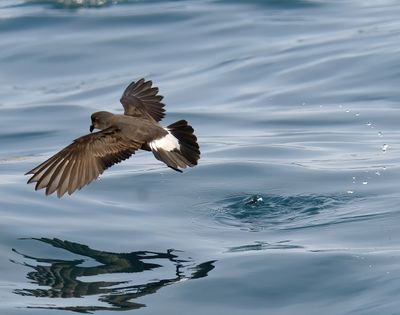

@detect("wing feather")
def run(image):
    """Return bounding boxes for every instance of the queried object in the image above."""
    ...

[27,154,59,184]
[26,127,141,197]
[68,157,80,195]
[46,159,69,196]
[35,157,64,190]
[58,159,72,198]
[120,78,165,122]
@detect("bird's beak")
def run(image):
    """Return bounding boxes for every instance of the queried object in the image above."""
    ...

[90,125,94,133]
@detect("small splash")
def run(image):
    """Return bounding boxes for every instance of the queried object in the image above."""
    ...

[382,144,389,152]
[378,131,383,137]
[362,181,368,185]
[208,194,355,231]
[366,122,372,127]
[243,195,264,207]
[347,190,354,194]
[25,0,124,8]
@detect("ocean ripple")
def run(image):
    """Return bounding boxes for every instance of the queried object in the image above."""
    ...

[206,193,364,231]
[23,0,127,9]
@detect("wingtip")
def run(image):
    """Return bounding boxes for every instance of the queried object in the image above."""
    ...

[168,166,183,173]
[138,77,151,83]
[34,181,45,191]
[56,192,63,198]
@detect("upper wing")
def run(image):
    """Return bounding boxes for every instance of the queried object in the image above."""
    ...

[120,78,165,122]
[26,127,141,198]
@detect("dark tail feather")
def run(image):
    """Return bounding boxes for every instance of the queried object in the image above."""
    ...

[168,120,200,166]
[151,120,200,172]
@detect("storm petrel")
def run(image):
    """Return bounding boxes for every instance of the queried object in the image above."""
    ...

[26,78,200,197]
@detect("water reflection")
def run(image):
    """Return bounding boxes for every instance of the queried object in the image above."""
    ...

[12,238,216,312]
[227,240,303,253]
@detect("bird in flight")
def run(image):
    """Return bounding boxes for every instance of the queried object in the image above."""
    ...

[26,78,200,198]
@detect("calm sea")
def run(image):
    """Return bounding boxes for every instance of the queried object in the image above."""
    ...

[1,0,400,314]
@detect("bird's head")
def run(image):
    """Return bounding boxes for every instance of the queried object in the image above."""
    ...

[90,111,114,132]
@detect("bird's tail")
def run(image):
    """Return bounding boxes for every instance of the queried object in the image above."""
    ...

[150,120,200,172]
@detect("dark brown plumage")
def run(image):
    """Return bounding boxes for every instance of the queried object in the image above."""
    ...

[26,79,200,197]
[120,78,165,122]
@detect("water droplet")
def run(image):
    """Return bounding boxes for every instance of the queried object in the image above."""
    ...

[366,122,372,126]
[375,171,381,176]
[347,190,354,194]
[382,166,387,171]
[244,195,264,207]
[382,144,388,152]
[378,131,383,137]
[363,181,368,185]
[355,113,360,117]
[345,109,351,113]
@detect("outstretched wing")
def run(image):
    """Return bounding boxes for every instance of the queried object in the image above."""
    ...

[120,78,165,122]
[26,127,141,198]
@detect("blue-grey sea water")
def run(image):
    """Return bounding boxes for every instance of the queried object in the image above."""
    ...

[1,0,400,314]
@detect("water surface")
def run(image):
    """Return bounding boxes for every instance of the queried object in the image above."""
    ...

[1,0,400,314]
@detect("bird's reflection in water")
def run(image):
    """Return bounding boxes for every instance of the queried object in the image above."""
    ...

[12,238,216,313]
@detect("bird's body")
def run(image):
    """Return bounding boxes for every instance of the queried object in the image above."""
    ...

[26,79,200,197]
[110,114,167,143]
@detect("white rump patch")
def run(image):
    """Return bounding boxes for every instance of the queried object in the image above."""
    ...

[149,129,180,152]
